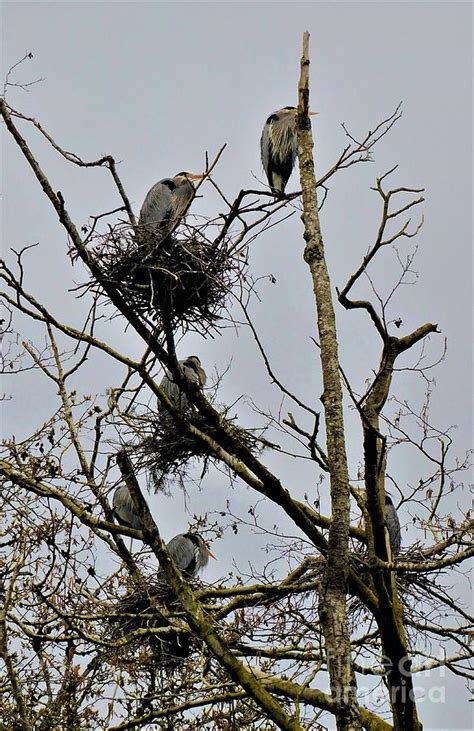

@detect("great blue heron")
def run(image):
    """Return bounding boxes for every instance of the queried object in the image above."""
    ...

[112,484,145,531]
[159,532,216,579]
[158,355,207,414]
[260,106,317,195]
[138,172,205,240]
[355,490,401,558]
[384,495,401,557]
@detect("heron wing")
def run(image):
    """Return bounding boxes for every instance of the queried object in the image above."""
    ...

[166,534,197,575]
[385,503,401,556]
[139,180,173,231]
[261,117,296,194]
[269,120,296,193]
[260,122,271,181]
[157,369,189,412]
[112,485,143,530]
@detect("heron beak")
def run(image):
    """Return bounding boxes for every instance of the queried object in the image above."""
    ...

[207,547,217,560]
[309,111,319,116]
[188,173,206,182]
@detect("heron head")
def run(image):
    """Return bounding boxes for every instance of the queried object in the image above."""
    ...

[183,355,206,388]
[186,355,202,367]
[277,106,318,117]
[174,172,206,189]
[195,533,216,564]
[276,106,296,119]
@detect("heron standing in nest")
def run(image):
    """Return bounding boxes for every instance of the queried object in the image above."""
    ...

[138,172,205,240]
[158,532,216,581]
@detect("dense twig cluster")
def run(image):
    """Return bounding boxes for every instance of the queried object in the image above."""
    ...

[104,578,202,670]
[347,542,462,630]
[122,408,263,494]
[89,221,245,334]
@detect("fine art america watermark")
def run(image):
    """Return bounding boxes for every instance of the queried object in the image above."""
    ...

[324,649,448,705]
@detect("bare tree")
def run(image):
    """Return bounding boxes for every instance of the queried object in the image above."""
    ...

[1,34,471,731]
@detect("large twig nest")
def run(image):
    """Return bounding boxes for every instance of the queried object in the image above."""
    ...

[91,222,245,333]
[122,407,262,494]
[348,542,450,633]
[105,576,204,670]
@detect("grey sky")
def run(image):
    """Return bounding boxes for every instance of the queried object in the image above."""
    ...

[2,2,472,728]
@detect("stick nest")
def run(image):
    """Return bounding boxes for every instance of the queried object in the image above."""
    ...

[125,408,263,494]
[91,223,245,333]
[348,542,450,633]
[104,575,205,669]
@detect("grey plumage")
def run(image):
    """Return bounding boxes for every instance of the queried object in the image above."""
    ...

[138,172,204,239]
[385,495,401,557]
[260,106,298,195]
[355,490,402,559]
[260,106,317,195]
[158,355,207,414]
[159,532,214,579]
[112,485,145,531]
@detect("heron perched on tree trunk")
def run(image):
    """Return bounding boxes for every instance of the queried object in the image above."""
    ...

[112,484,146,531]
[260,106,317,196]
[158,532,216,580]
[355,490,401,559]
[158,355,207,414]
[138,172,204,241]
[384,494,401,557]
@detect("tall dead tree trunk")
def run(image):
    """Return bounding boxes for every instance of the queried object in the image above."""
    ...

[335,173,437,728]
[360,334,432,731]
[296,32,361,731]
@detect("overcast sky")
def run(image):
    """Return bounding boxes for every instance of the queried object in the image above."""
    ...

[2,2,472,728]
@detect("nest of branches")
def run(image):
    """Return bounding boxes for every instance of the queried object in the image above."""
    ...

[348,542,450,631]
[104,576,204,670]
[91,222,244,333]
[126,407,263,494]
